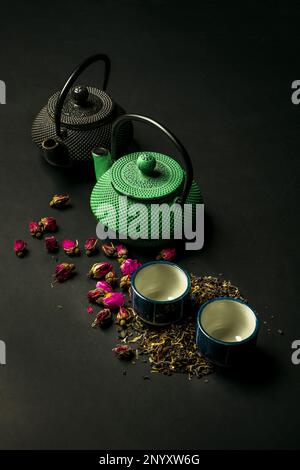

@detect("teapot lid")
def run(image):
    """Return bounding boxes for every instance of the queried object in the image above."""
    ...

[47,85,114,128]
[111,152,184,201]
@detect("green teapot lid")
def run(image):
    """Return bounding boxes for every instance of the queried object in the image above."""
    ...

[111,152,184,201]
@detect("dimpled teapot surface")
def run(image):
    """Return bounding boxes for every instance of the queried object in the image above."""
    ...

[90,114,203,248]
[32,54,132,168]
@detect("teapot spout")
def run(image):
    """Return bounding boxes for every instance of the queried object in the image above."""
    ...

[42,138,70,167]
[92,147,112,181]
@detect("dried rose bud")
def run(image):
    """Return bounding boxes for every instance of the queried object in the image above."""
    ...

[120,259,141,276]
[95,280,112,292]
[101,242,116,257]
[116,306,132,326]
[115,244,128,259]
[40,216,57,232]
[54,263,75,282]
[61,239,80,256]
[156,247,177,261]
[105,271,118,285]
[117,257,127,265]
[87,288,106,303]
[29,221,43,238]
[87,306,93,315]
[49,194,70,208]
[112,344,134,360]
[14,239,27,257]
[88,262,112,279]
[120,274,131,290]
[102,292,125,309]
[91,308,112,328]
[45,235,58,253]
[84,237,98,256]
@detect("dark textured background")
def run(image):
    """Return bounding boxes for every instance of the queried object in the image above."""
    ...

[0,0,299,450]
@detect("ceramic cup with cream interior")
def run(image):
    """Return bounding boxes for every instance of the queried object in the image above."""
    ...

[131,261,190,326]
[196,297,260,367]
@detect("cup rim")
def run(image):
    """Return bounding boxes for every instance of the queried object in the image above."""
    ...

[131,260,191,304]
[197,297,260,346]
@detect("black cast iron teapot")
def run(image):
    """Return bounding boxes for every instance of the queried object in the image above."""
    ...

[32,54,133,168]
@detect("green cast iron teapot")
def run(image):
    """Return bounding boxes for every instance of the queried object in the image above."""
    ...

[90,114,203,247]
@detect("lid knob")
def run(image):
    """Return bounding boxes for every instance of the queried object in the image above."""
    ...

[137,153,156,176]
[71,85,89,106]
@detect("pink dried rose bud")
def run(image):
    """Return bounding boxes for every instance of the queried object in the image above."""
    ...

[101,242,116,257]
[84,237,98,256]
[45,235,58,253]
[14,239,27,257]
[54,263,75,282]
[120,259,142,276]
[61,239,80,256]
[112,344,134,360]
[115,244,128,259]
[40,216,57,232]
[87,306,93,315]
[116,306,132,326]
[49,194,70,208]
[87,288,106,303]
[120,274,131,290]
[156,247,177,261]
[102,292,125,309]
[95,280,113,292]
[91,308,112,328]
[105,271,118,285]
[29,221,43,238]
[88,262,113,279]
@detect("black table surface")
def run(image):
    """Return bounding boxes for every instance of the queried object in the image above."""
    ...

[0,0,299,450]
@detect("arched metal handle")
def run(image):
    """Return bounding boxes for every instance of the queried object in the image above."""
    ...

[111,114,194,204]
[55,53,111,138]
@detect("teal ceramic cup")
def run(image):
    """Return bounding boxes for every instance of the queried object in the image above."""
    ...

[196,297,260,367]
[131,261,191,326]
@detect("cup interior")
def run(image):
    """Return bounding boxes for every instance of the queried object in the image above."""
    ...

[200,299,257,343]
[134,263,189,301]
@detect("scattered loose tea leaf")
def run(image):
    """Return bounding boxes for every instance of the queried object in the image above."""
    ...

[112,345,134,360]
[50,194,70,208]
[118,274,245,379]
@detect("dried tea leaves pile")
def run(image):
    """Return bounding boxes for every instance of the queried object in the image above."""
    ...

[120,274,245,379]
[126,314,212,378]
[189,274,245,305]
